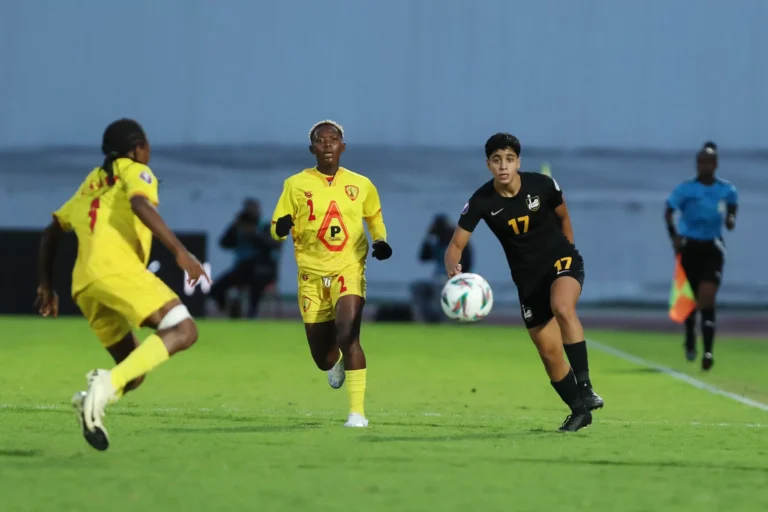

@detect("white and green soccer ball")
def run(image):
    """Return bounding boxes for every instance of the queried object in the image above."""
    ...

[440,273,494,322]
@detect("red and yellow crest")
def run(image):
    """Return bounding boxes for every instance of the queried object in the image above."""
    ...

[304,191,313,198]
[344,185,359,201]
[302,296,312,312]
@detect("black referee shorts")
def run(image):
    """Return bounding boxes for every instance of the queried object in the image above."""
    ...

[680,238,725,292]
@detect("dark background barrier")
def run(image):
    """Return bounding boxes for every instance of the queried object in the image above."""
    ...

[0,229,208,317]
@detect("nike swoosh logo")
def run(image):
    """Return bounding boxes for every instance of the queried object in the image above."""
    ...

[491,209,503,216]
[557,270,569,275]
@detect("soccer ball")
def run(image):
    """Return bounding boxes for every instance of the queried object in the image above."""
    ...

[440,273,494,322]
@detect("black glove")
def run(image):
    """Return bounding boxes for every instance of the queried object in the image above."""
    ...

[371,240,392,261]
[275,214,294,238]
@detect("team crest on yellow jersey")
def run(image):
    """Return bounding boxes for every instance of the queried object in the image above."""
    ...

[345,185,359,201]
[317,200,348,252]
[302,296,312,312]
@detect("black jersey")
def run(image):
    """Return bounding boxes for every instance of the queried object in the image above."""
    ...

[458,172,577,291]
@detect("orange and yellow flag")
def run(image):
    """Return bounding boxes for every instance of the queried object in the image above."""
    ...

[669,254,696,323]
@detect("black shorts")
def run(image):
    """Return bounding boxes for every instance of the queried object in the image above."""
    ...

[680,238,725,292]
[516,249,585,329]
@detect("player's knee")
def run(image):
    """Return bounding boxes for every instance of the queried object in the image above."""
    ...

[696,285,717,309]
[157,305,198,351]
[336,321,359,349]
[551,300,577,324]
[177,319,199,350]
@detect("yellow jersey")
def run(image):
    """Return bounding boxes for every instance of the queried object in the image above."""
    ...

[270,167,387,275]
[52,158,160,296]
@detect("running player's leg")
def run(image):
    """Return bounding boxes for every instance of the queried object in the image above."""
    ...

[527,317,590,432]
[105,298,197,393]
[695,242,723,370]
[549,255,604,410]
[80,273,197,450]
[106,332,145,393]
[331,267,368,427]
[683,311,698,361]
[71,296,138,448]
[680,242,702,361]
[298,272,344,387]
[305,321,340,371]
[335,294,367,427]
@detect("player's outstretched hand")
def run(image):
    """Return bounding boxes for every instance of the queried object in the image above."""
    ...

[275,214,294,238]
[35,286,59,318]
[446,263,462,278]
[371,240,392,260]
[176,250,211,286]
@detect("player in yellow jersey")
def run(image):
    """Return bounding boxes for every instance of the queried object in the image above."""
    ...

[35,119,210,451]
[270,120,392,428]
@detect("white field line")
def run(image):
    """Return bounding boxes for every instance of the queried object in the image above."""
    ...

[589,339,768,412]
[1,403,766,429]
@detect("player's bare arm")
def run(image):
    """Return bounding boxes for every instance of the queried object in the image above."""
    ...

[725,203,737,230]
[553,200,575,245]
[35,218,64,317]
[130,196,210,284]
[445,226,471,277]
[664,205,683,251]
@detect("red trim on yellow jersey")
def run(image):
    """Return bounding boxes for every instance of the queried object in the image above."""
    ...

[305,167,345,186]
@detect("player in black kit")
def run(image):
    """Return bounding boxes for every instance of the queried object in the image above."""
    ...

[444,133,603,432]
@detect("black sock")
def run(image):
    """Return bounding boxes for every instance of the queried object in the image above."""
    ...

[563,341,590,387]
[701,308,715,354]
[684,312,697,351]
[551,369,581,410]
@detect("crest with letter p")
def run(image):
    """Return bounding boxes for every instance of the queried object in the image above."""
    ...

[345,185,359,201]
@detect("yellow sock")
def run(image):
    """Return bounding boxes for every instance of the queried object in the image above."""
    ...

[110,334,169,392]
[345,369,367,416]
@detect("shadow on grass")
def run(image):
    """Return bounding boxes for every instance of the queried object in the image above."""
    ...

[362,428,558,443]
[608,367,663,374]
[498,456,768,473]
[0,449,43,458]
[161,422,322,434]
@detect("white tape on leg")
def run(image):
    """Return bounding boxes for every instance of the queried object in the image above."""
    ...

[157,305,192,330]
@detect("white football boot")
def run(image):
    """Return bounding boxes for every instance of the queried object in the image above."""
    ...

[80,369,118,451]
[327,359,345,389]
[344,412,369,428]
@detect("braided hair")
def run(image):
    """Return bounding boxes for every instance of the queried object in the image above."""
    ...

[101,119,147,185]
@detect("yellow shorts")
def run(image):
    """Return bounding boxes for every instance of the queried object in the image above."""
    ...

[75,271,179,347]
[297,264,366,323]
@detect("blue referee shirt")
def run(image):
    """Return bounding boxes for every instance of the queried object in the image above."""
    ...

[666,178,738,241]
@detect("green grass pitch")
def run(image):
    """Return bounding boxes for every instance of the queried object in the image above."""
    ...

[1,316,767,511]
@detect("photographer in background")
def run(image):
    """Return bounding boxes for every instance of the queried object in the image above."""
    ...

[210,198,282,318]
[410,214,473,323]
